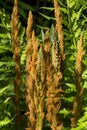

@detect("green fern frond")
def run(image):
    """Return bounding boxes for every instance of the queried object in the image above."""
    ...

[0,117,13,128]
[40,6,54,11]
[0,87,8,96]
[38,12,55,20]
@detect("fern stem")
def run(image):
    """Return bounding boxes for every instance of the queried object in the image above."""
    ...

[71,32,85,128]
[11,0,21,129]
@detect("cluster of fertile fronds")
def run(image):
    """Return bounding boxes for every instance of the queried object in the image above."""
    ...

[26,31,38,130]
[26,22,65,130]
[11,0,21,129]
[71,31,85,128]
[25,0,65,130]
[45,1,65,129]
[10,0,86,129]
[26,33,46,130]
[46,24,65,130]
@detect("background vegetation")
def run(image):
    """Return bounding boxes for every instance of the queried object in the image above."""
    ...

[0,0,87,130]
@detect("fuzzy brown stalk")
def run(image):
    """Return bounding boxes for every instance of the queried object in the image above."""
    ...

[26,11,33,41]
[26,31,38,130]
[44,30,50,54]
[25,10,35,130]
[71,32,85,128]
[54,0,65,73]
[44,30,51,71]
[45,30,64,130]
[11,0,21,129]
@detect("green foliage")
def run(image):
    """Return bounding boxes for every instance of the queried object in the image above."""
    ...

[0,9,14,129]
[70,108,87,130]
[0,85,14,129]
[60,0,87,129]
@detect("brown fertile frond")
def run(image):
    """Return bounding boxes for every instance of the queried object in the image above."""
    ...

[11,0,20,51]
[32,31,38,53]
[26,32,37,130]
[46,61,64,130]
[26,31,38,82]
[44,30,51,74]
[44,30,50,53]
[11,0,21,129]
[26,32,38,81]
[71,32,85,128]
[75,32,85,76]
[31,31,38,80]
[45,25,64,130]
[26,10,33,40]
[36,45,46,94]
[75,32,85,96]
[54,0,65,70]
[51,24,60,70]
[26,38,33,73]
[36,45,44,83]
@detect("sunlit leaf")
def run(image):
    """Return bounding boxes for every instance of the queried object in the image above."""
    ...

[0,87,8,95]
[41,29,44,45]
[40,7,54,11]
[59,108,69,117]
[38,12,55,20]
[36,25,49,30]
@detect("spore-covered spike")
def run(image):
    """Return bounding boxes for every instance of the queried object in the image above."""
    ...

[51,24,60,70]
[51,24,58,43]
[37,45,44,83]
